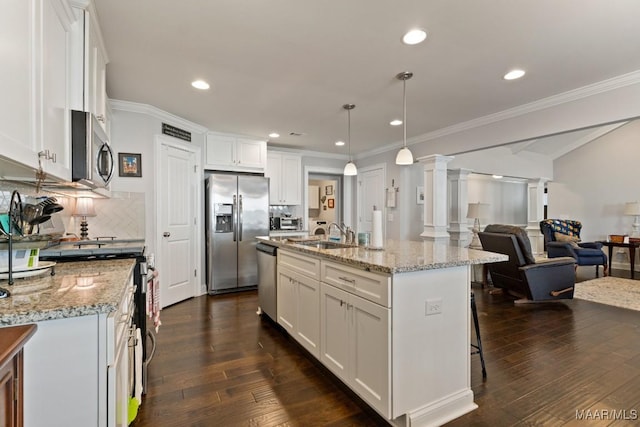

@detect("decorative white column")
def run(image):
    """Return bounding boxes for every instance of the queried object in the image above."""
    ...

[447,168,473,246]
[418,154,454,241]
[526,178,549,255]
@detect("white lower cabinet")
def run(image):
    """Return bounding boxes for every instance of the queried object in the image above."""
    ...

[277,249,475,425]
[22,274,134,427]
[320,282,391,418]
[277,265,320,357]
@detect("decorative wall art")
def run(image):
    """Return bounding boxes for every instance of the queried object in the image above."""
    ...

[325,185,333,196]
[118,153,142,177]
[328,198,335,208]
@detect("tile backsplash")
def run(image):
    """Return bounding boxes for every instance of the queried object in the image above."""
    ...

[0,182,145,240]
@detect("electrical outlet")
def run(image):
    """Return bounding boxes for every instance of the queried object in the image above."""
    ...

[387,213,394,222]
[425,298,443,316]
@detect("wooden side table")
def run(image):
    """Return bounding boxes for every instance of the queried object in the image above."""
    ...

[0,324,37,427]
[597,241,640,279]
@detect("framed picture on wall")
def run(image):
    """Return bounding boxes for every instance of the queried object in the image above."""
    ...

[328,198,335,208]
[118,153,142,177]
[325,185,333,195]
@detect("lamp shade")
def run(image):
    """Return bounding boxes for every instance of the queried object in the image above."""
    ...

[624,201,640,216]
[466,202,490,219]
[73,197,96,217]
[395,147,414,165]
[343,161,358,176]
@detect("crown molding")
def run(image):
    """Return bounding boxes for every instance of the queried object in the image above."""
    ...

[267,144,348,161]
[406,69,640,147]
[109,99,209,134]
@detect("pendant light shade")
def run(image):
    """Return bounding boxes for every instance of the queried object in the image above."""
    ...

[395,147,413,165]
[343,161,357,176]
[343,103,357,176]
[395,71,414,165]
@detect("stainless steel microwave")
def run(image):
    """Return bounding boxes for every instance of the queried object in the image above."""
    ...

[71,110,114,188]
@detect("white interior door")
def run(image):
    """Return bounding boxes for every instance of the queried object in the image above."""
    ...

[358,165,385,235]
[157,137,200,307]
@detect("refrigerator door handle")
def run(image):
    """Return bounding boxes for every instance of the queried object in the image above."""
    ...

[232,194,237,242]
[238,194,243,241]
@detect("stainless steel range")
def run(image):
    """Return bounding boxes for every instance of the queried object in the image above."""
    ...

[39,238,146,260]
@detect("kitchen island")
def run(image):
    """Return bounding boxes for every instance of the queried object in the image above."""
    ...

[257,237,507,427]
[0,259,136,427]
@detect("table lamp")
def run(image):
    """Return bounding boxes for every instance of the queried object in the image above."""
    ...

[73,197,96,240]
[467,202,490,249]
[624,201,640,237]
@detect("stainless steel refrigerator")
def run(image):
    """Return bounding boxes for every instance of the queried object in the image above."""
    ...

[205,173,269,294]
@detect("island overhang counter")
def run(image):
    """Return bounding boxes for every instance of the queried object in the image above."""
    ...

[257,237,507,427]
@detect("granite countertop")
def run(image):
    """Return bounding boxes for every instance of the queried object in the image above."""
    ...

[257,236,508,274]
[0,259,136,326]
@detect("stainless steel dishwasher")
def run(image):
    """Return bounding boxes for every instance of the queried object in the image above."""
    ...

[256,242,278,320]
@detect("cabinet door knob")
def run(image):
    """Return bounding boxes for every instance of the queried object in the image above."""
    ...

[163,232,171,237]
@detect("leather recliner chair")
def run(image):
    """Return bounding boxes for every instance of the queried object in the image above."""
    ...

[478,224,576,302]
[539,219,607,277]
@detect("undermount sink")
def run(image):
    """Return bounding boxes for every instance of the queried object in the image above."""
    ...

[295,240,356,249]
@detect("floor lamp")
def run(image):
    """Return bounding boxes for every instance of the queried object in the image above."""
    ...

[467,202,490,249]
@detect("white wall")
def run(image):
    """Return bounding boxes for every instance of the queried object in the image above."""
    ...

[109,108,206,258]
[550,119,640,243]
[467,174,528,227]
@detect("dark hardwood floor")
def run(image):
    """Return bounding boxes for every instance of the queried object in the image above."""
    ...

[133,269,640,426]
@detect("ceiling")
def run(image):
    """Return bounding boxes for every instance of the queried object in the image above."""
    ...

[93,0,640,157]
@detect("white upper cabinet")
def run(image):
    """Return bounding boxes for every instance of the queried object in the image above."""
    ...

[70,0,109,134]
[205,132,266,172]
[266,151,301,205]
[0,0,38,170]
[41,0,73,180]
[0,0,74,181]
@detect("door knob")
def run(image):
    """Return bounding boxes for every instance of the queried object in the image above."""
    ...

[163,232,171,237]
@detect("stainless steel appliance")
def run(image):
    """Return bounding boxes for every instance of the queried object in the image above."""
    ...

[279,217,301,230]
[256,242,277,320]
[205,174,269,293]
[71,110,114,188]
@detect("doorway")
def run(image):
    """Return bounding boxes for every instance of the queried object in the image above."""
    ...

[304,166,354,235]
[308,174,342,235]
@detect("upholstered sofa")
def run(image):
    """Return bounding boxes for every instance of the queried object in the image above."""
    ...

[478,224,576,302]
[539,219,607,277]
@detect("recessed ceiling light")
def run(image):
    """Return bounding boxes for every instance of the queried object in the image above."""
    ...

[390,119,403,126]
[492,174,503,179]
[268,133,280,138]
[402,29,427,45]
[503,69,525,80]
[191,80,210,90]
[335,141,345,146]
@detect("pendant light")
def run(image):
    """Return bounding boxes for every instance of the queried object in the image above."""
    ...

[343,103,357,176]
[395,71,414,165]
